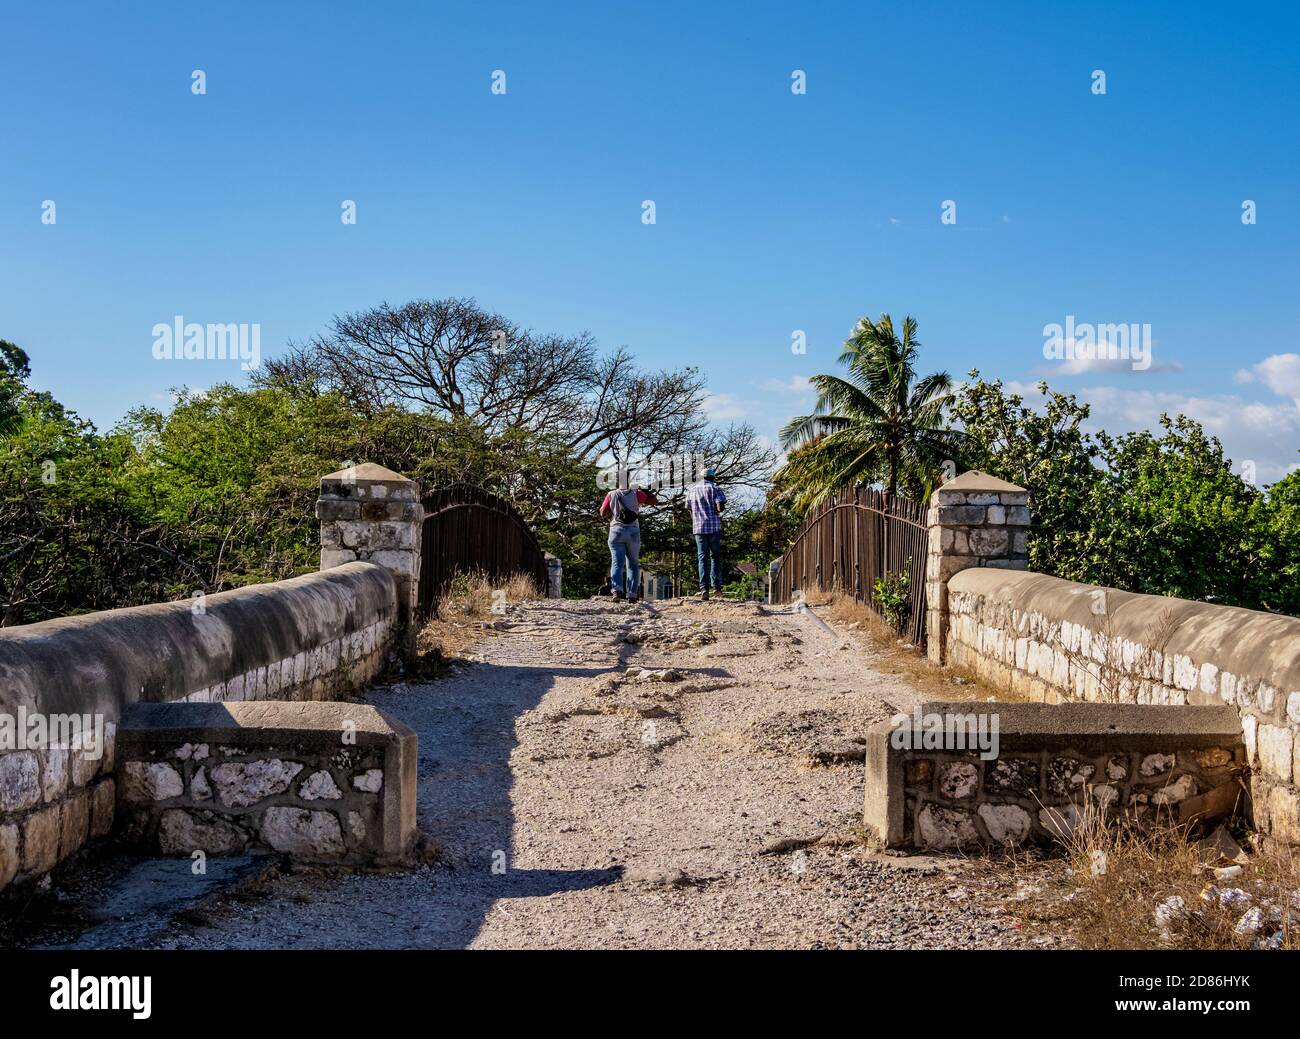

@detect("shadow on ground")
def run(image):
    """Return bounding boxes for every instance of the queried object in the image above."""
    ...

[11,609,655,949]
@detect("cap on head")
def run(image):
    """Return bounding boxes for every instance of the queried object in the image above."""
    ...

[704,467,717,479]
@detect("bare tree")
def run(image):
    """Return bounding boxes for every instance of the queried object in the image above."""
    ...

[260,298,775,489]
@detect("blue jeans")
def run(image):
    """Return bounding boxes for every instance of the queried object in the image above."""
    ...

[608,525,641,595]
[695,532,722,591]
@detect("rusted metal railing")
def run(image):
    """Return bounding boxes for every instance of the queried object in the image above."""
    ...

[418,484,549,617]
[770,486,928,648]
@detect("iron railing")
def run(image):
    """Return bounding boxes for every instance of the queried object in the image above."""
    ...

[418,484,549,617]
[770,486,928,647]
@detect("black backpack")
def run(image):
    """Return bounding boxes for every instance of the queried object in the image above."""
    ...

[612,490,639,524]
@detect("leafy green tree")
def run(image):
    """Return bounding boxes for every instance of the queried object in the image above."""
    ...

[1085,416,1272,608]
[947,373,1102,577]
[777,314,962,506]
[1259,466,1300,614]
[1,339,31,436]
[949,374,1300,615]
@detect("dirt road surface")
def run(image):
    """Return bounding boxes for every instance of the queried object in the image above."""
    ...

[32,597,1057,950]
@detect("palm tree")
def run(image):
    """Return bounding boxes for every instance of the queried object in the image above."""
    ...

[777,313,962,507]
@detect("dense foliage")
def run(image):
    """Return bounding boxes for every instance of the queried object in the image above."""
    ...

[1,301,776,623]
[952,374,1300,615]
[4,303,1298,624]
[772,308,1299,617]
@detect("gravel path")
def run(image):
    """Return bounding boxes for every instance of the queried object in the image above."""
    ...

[42,597,1056,949]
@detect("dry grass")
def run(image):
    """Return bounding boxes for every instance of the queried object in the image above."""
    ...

[415,570,540,668]
[1034,797,1300,949]
[811,591,1028,703]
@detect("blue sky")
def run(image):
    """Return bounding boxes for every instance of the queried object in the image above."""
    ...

[3,1,1298,479]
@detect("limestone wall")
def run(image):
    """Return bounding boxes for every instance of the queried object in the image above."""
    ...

[945,567,1300,842]
[117,702,416,865]
[864,702,1244,850]
[1,562,398,891]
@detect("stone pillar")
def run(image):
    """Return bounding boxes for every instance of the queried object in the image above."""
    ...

[925,470,1029,664]
[545,555,562,598]
[317,463,423,630]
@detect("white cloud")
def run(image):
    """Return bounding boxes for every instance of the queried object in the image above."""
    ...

[761,375,813,394]
[1252,352,1300,408]
[701,392,752,422]
[1056,354,1182,376]
[1035,338,1181,376]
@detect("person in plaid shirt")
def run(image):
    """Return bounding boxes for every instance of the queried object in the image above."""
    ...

[686,468,727,598]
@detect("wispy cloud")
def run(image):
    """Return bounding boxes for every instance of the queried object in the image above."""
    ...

[761,375,813,395]
[701,391,752,422]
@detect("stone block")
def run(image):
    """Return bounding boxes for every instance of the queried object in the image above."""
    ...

[937,505,987,525]
[40,749,68,803]
[209,759,304,808]
[916,804,978,850]
[925,580,947,611]
[320,548,358,569]
[315,499,360,522]
[1038,804,1081,839]
[158,808,249,855]
[0,751,42,812]
[122,760,184,803]
[300,770,342,801]
[90,778,116,838]
[968,527,1010,557]
[938,761,979,799]
[261,807,346,857]
[0,823,19,888]
[22,805,61,874]
[977,803,1031,845]
[58,791,91,859]
[1267,785,1300,844]
[1257,724,1294,783]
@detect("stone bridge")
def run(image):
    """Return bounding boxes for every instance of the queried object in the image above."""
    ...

[1,465,1297,945]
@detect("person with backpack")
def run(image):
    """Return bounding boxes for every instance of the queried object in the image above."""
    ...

[685,467,727,599]
[599,482,658,602]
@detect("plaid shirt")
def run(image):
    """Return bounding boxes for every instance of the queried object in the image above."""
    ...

[686,480,726,534]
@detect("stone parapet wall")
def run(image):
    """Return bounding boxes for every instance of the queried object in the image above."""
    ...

[117,702,416,865]
[924,471,1029,664]
[865,702,1244,850]
[1,562,398,891]
[945,567,1300,843]
[317,463,421,627]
